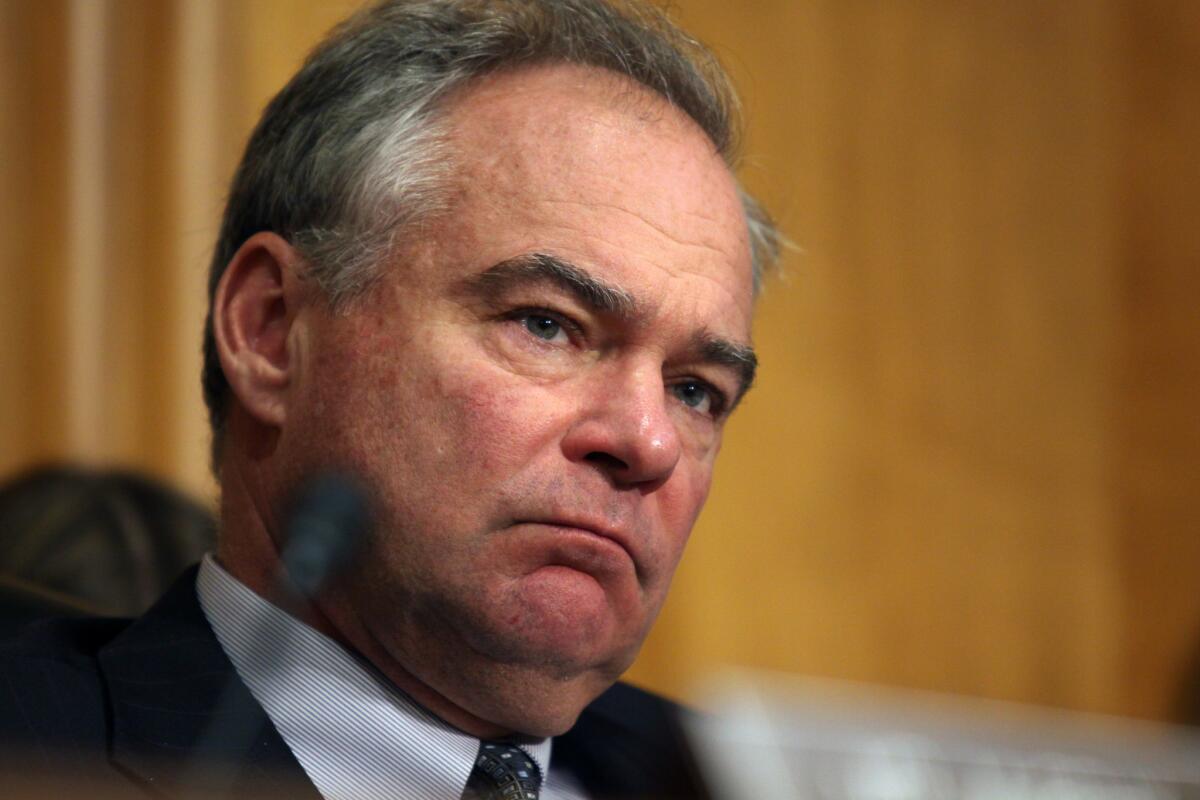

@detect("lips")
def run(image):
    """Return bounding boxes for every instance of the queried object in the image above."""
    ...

[513,517,642,579]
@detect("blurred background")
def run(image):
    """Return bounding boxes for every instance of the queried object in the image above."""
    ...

[1,0,1197,724]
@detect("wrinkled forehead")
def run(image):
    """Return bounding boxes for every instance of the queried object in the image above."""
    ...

[436,64,755,332]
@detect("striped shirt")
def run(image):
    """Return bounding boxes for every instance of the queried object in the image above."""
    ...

[196,555,588,800]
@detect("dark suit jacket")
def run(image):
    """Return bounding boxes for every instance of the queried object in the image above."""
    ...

[0,567,707,799]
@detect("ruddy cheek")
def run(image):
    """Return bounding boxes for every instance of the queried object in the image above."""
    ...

[444,375,550,472]
[656,470,710,551]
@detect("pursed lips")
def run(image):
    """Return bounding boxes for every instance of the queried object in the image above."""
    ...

[514,517,643,580]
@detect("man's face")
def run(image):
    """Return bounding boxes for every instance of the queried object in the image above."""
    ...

[283,64,754,723]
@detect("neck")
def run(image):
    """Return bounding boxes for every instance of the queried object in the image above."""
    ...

[215,442,344,642]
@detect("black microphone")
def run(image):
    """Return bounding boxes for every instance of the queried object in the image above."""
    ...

[279,472,372,598]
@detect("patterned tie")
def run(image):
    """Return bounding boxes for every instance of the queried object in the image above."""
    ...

[462,740,543,800]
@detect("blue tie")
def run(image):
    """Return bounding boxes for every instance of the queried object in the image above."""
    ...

[462,740,543,800]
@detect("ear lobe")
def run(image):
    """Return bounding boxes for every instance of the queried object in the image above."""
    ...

[213,232,307,429]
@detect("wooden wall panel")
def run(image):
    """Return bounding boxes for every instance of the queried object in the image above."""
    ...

[629,0,1127,716]
[0,1,71,470]
[1117,0,1200,721]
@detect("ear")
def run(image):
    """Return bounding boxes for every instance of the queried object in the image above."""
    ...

[212,232,309,429]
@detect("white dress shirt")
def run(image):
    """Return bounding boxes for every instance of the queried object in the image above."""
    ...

[196,555,588,800]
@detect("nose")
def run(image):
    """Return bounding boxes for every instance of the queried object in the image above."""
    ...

[561,364,682,489]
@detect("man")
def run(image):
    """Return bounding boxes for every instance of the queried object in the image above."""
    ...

[0,1,777,797]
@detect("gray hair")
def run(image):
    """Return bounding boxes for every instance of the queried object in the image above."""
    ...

[201,0,780,467]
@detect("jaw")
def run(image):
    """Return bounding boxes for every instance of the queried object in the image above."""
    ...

[356,594,628,738]
[314,558,656,737]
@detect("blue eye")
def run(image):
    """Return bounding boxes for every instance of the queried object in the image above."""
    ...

[672,381,716,415]
[522,314,563,341]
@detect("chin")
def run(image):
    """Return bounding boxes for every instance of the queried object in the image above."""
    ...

[454,568,645,681]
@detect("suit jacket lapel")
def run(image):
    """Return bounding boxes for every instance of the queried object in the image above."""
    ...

[553,684,711,800]
[97,567,320,799]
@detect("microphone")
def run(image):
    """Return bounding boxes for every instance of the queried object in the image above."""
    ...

[279,473,372,598]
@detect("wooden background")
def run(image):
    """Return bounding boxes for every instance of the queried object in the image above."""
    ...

[1,0,1196,722]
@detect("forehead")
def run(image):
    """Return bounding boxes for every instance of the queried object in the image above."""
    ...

[428,64,754,338]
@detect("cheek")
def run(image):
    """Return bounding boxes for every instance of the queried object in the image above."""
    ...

[435,367,567,475]
[673,465,713,535]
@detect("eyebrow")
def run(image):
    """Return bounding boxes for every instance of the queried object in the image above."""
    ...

[699,334,758,407]
[463,251,758,406]
[463,253,635,316]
